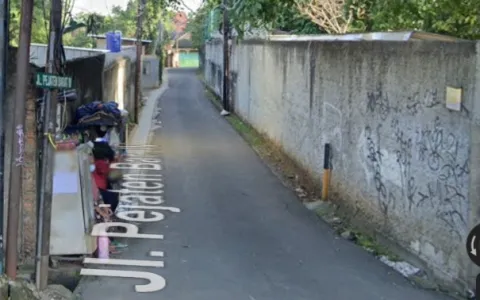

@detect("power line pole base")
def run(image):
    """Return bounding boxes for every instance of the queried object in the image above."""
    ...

[36,255,49,289]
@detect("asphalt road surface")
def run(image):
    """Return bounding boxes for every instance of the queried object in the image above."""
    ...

[76,68,452,300]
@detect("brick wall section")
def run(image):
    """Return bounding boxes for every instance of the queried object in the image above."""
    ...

[3,46,38,264]
[21,87,37,264]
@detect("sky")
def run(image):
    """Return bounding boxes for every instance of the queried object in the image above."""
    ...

[72,0,203,15]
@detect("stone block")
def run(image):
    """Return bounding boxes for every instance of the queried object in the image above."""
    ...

[0,276,8,299]
[41,284,75,300]
[9,279,41,300]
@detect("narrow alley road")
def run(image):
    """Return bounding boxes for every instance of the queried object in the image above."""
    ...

[76,68,451,300]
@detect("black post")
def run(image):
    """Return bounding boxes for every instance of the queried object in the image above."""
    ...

[476,273,480,298]
[0,0,9,274]
[221,0,230,115]
[323,143,331,169]
[133,0,146,124]
[322,143,331,201]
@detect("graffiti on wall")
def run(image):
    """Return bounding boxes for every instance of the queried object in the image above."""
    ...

[362,86,469,241]
[364,124,396,217]
[413,116,469,240]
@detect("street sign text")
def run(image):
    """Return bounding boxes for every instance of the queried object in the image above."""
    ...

[35,73,72,89]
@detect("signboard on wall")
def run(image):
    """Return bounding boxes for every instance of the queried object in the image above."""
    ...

[36,72,73,89]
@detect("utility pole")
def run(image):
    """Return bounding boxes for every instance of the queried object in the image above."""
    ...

[5,0,33,279]
[0,0,9,275]
[133,0,146,124]
[35,0,62,289]
[151,22,162,56]
[156,22,164,83]
[221,0,230,116]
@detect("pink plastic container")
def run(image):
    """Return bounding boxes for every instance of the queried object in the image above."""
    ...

[97,235,110,259]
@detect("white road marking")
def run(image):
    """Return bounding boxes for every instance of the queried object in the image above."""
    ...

[81,108,176,293]
[116,210,166,222]
[119,205,181,212]
[91,222,164,239]
[122,173,163,181]
[110,162,161,170]
[123,158,161,164]
[118,144,158,148]
[150,251,164,257]
[84,257,165,268]
[80,269,166,292]
[112,188,164,194]
[119,194,166,205]
[122,181,164,189]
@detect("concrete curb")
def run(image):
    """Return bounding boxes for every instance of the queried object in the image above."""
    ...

[129,70,169,146]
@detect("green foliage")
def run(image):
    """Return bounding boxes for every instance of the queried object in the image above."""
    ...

[10,0,82,46]
[187,0,322,48]
[191,0,302,37]
[346,0,480,39]
[186,3,216,48]
[9,0,50,45]
[9,0,181,49]
[63,28,95,48]
[226,0,306,36]
[7,0,480,51]
[101,3,139,38]
[188,0,480,42]
[86,0,180,53]
[273,3,324,34]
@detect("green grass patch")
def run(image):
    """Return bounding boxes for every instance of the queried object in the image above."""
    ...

[202,87,263,149]
[226,116,263,148]
[353,231,400,261]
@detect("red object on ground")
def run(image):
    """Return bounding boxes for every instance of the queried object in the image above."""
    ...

[92,159,110,190]
[56,140,77,151]
[91,173,100,201]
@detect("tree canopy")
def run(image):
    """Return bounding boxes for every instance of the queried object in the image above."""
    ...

[187,0,480,44]
[6,0,479,51]
[186,0,322,47]
[345,0,480,39]
[9,0,181,51]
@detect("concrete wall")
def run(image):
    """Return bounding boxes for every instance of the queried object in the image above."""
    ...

[141,55,160,89]
[103,54,136,118]
[105,46,137,66]
[204,39,480,289]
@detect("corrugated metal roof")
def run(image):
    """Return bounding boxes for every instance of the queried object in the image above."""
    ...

[267,31,463,42]
[30,43,108,67]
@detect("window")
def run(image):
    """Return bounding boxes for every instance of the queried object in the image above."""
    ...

[143,62,150,75]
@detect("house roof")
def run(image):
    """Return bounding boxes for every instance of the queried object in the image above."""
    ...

[171,31,192,40]
[88,34,152,44]
[170,32,193,48]
[177,39,193,48]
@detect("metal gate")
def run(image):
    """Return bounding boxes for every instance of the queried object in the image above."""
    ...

[179,52,199,68]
